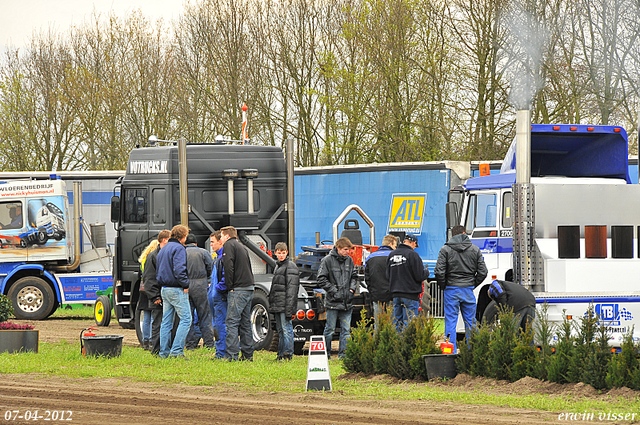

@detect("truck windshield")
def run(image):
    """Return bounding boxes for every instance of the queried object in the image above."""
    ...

[465,193,497,233]
[123,189,148,223]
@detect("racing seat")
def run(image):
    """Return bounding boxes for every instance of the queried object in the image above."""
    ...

[340,219,363,245]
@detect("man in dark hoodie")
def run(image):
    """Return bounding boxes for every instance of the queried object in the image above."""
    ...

[435,225,488,351]
[387,234,429,331]
[319,237,358,359]
[486,279,536,332]
[365,234,397,330]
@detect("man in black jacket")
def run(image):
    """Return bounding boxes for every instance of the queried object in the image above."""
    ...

[269,242,299,360]
[434,225,488,352]
[486,279,536,332]
[142,229,170,355]
[364,234,397,329]
[220,226,255,362]
[386,234,429,331]
[319,237,358,359]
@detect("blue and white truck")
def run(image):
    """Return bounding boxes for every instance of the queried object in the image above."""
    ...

[447,116,640,346]
[0,177,112,320]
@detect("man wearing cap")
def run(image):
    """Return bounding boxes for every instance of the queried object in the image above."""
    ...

[485,279,536,332]
[386,234,429,331]
[434,225,487,352]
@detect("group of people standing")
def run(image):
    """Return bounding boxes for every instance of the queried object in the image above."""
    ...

[135,221,529,360]
[136,224,301,362]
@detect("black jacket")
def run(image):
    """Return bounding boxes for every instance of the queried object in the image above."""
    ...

[269,258,300,317]
[318,247,358,310]
[489,280,535,312]
[386,243,429,301]
[364,246,394,303]
[222,237,254,290]
[434,233,488,289]
[142,247,162,309]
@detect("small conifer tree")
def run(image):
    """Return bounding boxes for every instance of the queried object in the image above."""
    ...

[343,309,374,373]
[488,306,518,381]
[511,319,537,381]
[547,312,574,384]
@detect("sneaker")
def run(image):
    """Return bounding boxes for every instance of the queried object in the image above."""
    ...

[240,356,253,362]
[169,355,190,360]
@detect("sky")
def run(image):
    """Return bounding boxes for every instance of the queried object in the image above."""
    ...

[0,0,189,51]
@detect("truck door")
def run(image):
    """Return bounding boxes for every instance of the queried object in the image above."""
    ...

[464,191,499,271]
[120,187,149,275]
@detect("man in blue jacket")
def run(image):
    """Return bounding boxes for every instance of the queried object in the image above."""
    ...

[157,225,192,359]
[386,234,429,331]
[209,230,227,359]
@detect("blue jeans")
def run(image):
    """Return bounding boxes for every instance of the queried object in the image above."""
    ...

[142,310,152,342]
[393,297,420,331]
[225,289,254,361]
[212,290,228,358]
[323,309,352,359]
[372,301,393,331]
[444,286,476,352]
[159,287,192,358]
[274,312,294,358]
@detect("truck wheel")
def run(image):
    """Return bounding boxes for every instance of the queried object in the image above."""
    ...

[251,290,274,351]
[19,239,27,248]
[36,229,47,245]
[134,308,144,345]
[7,276,55,320]
[94,295,111,326]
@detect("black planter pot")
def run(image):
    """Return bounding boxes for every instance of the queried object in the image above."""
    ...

[423,354,458,381]
[0,330,39,353]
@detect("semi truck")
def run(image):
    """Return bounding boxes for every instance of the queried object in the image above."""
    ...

[0,177,113,320]
[110,140,288,350]
[447,118,640,346]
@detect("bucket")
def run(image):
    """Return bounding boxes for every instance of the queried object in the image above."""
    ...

[423,354,458,381]
[82,335,124,358]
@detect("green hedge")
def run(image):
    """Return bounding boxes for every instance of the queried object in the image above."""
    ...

[457,304,640,390]
[0,293,13,323]
[344,308,440,380]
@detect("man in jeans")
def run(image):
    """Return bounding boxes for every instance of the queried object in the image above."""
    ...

[435,225,487,352]
[157,225,192,359]
[386,234,429,331]
[210,230,227,359]
[220,226,255,362]
[319,237,358,359]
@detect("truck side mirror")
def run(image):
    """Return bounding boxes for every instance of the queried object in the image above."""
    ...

[445,202,458,231]
[110,196,120,223]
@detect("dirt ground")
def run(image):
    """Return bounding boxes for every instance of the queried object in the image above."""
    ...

[2,318,639,425]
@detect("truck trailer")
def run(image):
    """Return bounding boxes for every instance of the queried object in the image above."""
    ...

[0,177,112,320]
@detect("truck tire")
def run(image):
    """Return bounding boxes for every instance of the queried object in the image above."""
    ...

[94,295,111,326]
[251,289,275,351]
[36,229,47,245]
[7,276,55,320]
[134,308,144,345]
